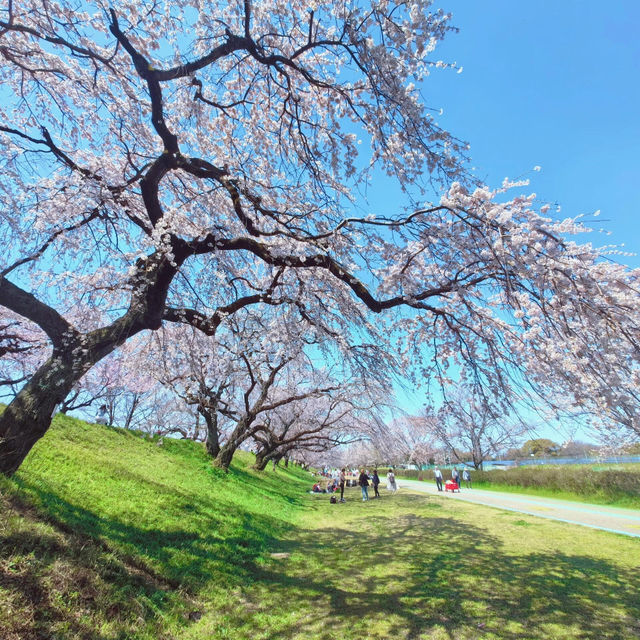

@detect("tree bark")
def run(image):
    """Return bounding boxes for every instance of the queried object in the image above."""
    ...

[200,407,220,458]
[0,254,179,477]
[123,393,141,430]
[212,414,258,470]
[253,451,268,471]
[0,353,91,475]
[253,447,286,472]
[213,441,237,471]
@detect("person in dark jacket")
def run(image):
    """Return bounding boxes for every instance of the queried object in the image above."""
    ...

[371,469,381,498]
[358,468,370,501]
[339,468,346,502]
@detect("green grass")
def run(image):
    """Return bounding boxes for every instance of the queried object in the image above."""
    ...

[184,490,640,639]
[2,415,640,639]
[471,464,640,509]
[470,480,640,509]
[399,465,640,510]
[1,414,314,639]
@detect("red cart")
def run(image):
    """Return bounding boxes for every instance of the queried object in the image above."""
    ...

[444,480,460,493]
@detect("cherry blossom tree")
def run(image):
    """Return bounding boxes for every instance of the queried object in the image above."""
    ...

[210,338,351,470]
[382,415,439,468]
[0,0,464,474]
[250,382,385,470]
[423,385,528,470]
[1,0,639,478]
[0,313,46,392]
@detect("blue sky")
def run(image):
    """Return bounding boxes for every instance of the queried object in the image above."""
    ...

[389,0,640,442]
[423,0,640,267]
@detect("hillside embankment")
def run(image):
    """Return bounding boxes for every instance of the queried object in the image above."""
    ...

[0,414,313,640]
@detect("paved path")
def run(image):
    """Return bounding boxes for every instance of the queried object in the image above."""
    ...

[396,478,640,538]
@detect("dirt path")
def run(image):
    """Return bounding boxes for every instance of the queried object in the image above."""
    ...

[396,478,640,538]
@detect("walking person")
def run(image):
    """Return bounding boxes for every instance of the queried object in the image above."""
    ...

[371,469,381,498]
[434,466,443,491]
[386,468,397,493]
[339,468,346,502]
[451,467,460,489]
[95,404,108,425]
[463,468,472,488]
[358,468,370,501]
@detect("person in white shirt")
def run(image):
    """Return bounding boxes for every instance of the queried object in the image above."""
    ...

[386,468,397,493]
[434,467,443,491]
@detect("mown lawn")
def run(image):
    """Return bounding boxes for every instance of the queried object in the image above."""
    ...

[2,415,639,639]
[187,489,640,640]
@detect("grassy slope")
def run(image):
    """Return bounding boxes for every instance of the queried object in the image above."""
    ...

[2,417,640,639]
[0,414,313,640]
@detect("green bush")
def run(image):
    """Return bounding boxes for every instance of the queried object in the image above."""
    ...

[396,464,640,506]
[473,465,640,503]
[395,469,424,480]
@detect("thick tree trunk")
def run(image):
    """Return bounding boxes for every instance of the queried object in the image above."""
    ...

[212,416,256,470]
[0,354,87,475]
[0,251,179,477]
[253,448,284,472]
[0,314,153,477]
[253,451,268,471]
[213,442,237,471]
[199,407,220,458]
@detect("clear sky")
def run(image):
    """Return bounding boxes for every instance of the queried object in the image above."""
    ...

[424,0,640,267]
[388,0,640,441]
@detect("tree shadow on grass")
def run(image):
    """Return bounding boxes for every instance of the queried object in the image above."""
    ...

[0,500,179,640]
[10,477,290,587]
[221,495,640,640]
[1,468,309,640]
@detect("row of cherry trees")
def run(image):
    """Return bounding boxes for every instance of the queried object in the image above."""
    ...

[0,302,388,470]
[1,0,639,476]
[338,384,527,471]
